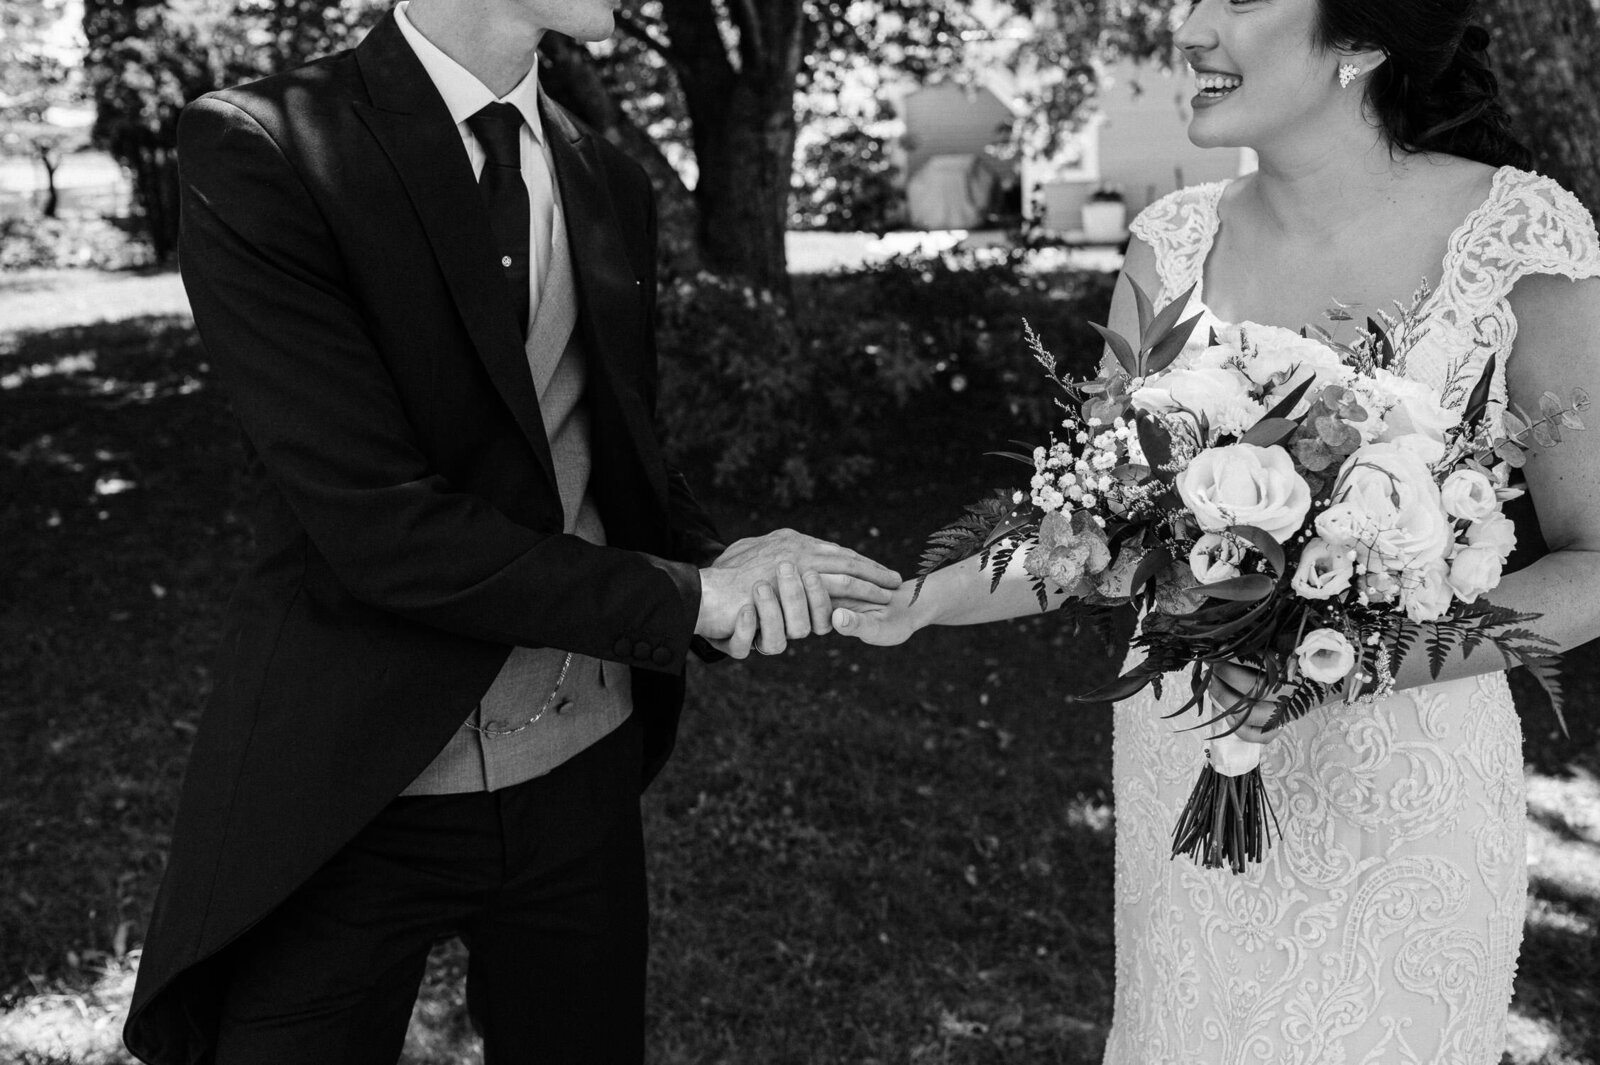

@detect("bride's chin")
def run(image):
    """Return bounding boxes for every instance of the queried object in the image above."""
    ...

[1186,119,1246,152]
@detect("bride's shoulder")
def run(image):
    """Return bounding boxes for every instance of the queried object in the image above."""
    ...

[1129,180,1231,250]
[1466,166,1599,267]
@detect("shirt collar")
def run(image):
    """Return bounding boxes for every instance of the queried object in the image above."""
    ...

[393,1,546,144]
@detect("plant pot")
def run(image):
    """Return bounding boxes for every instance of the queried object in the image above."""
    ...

[1081,200,1128,243]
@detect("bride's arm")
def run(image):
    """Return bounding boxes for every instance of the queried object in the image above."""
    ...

[835,242,1164,646]
[1388,271,1600,690]
[1227,272,1600,735]
[832,542,1072,645]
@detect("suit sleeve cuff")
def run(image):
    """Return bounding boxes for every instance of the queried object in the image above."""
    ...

[638,553,702,672]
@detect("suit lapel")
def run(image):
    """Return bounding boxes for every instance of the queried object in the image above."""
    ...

[542,98,670,514]
[352,15,557,495]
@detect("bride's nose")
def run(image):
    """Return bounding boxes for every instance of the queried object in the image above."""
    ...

[1174,0,1220,54]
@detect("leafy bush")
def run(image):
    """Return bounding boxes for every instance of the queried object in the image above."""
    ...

[0,214,155,271]
[656,253,1117,505]
[789,124,901,233]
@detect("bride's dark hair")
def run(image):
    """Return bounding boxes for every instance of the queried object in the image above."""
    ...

[1315,0,1532,169]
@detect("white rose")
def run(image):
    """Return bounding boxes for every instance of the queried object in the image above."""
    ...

[1177,443,1313,543]
[1331,440,1453,571]
[1314,500,1377,549]
[1367,368,1461,444]
[1189,532,1245,585]
[1389,431,1448,467]
[1439,468,1498,522]
[1291,537,1355,600]
[1132,366,1263,438]
[1399,557,1454,622]
[1466,513,1517,559]
[1189,342,1241,372]
[1448,545,1504,602]
[1230,323,1354,413]
[1295,628,1357,684]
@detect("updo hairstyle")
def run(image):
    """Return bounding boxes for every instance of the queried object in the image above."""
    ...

[1314,0,1532,169]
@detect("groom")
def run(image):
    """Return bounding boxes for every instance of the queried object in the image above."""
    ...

[122,0,901,1061]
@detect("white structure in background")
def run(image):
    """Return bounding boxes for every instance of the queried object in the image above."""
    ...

[895,81,1019,230]
[887,58,1252,241]
[1036,58,1255,241]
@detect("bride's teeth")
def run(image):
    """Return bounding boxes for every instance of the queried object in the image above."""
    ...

[1196,73,1244,95]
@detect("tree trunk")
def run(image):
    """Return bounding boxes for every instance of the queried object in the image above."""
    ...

[686,78,796,296]
[126,141,180,260]
[37,147,59,218]
[1482,0,1600,216]
[660,0,808,296]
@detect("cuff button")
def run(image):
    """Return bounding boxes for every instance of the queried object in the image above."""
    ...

[652,647,673,667]
[633,640,653,660]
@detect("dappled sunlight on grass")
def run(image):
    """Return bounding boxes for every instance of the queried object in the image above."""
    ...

[1510,760,1600,1063]
[5,304,1598,1063]
[0,954,137,1065]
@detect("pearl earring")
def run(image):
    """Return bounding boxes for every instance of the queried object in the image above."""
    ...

[1338,63,1360,89]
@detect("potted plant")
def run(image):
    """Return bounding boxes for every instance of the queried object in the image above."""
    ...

[1081,185,1128,243]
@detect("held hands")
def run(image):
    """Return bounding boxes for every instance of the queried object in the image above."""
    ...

[695,529,903,659]
[829,581,922,647]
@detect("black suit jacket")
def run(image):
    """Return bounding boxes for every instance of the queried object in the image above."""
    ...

[124,15,723,1063]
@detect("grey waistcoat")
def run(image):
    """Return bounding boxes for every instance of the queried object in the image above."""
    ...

[401,200,632,795]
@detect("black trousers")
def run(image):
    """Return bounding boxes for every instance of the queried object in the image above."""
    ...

[212,717,647,1065]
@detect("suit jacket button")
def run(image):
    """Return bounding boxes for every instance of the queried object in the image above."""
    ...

[614,638,632,657]
[652,647,673,667]
[633,640,652,660]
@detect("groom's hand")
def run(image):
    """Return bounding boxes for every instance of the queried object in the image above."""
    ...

[697,529,902,658]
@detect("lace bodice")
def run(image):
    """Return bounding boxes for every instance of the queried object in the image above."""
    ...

[1129,167,1600,419]
[1101,170,1600,1065]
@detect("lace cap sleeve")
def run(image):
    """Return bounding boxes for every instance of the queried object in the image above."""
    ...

[1458,171,1600,302]
[1128,182,1228,305]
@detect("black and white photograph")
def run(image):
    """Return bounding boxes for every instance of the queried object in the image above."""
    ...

[2,0,1599,1062]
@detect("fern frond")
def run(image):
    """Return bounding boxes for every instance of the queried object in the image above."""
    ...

[1263,677,1331,732]
[917,491,1023,577]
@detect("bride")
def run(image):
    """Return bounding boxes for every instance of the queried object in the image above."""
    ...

[833,0,1600,1061]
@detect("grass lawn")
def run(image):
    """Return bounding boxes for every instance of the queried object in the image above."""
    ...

[1,278,1596,1064]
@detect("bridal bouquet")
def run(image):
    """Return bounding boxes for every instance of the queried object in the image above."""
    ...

[922,281,1579,874]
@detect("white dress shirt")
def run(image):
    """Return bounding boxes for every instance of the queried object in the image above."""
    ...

[394,1,559,319]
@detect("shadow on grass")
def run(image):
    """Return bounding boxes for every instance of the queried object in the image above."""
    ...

[2,313,1597,1064]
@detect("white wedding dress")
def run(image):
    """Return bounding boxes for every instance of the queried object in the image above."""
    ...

[1103,168,1600,1065]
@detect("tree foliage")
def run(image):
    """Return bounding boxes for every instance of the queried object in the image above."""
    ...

[1,0,87,218]
[539,0,1179,292]
[81,0,383,258]
[1480,0,1600,218]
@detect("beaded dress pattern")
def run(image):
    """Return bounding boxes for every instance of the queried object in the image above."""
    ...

[1102,168,1600,1065]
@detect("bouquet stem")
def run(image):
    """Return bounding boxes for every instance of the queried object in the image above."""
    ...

[1170,732,1280,874]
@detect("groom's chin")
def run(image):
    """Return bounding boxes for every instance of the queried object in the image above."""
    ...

[563,2,616,42]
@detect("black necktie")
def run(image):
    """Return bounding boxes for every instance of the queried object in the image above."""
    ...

[466,102,530,337]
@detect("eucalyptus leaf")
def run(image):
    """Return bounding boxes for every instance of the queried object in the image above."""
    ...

[1495,442,1527,468]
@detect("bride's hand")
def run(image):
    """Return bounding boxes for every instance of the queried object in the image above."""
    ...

[1207,660,1283,745]
[830,583,922,646]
